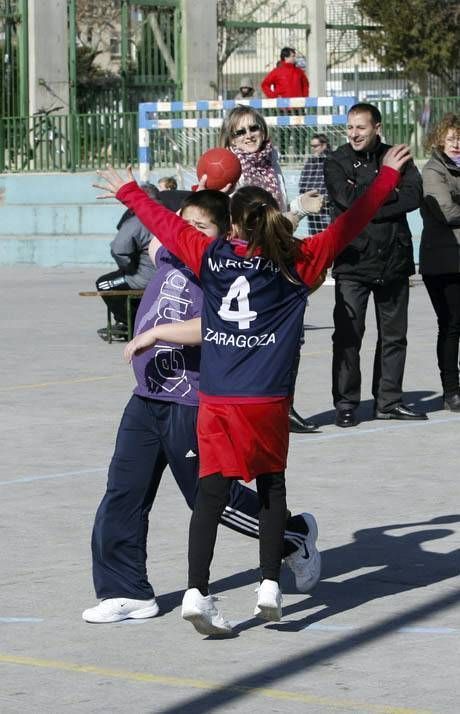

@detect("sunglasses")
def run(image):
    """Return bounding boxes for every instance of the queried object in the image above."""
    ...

[231,124,262,138]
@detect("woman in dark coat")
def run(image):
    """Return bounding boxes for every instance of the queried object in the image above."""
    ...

[420,114,460,411]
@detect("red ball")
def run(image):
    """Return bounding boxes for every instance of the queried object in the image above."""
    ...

[196,148,242,190]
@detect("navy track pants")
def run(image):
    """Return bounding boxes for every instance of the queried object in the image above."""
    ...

[91,395,307,599]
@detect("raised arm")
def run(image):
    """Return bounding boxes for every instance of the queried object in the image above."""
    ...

[124,317,202,363]
[295,145,411,287]
[374,160,422,219]
[324,152,421,219]
[94,167,212,277]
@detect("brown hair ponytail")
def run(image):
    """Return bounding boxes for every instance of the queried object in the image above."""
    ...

[230,186,301,283]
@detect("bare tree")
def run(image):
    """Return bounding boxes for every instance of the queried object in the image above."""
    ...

[76,0,120,54]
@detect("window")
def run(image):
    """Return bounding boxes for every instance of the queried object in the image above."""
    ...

[110,37,121,58]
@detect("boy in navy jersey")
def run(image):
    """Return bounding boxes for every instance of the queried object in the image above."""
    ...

[83,190,320,624]
[95,145,411,635]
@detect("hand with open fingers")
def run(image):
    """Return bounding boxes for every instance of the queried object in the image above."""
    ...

[123,329,158,363]
[93,165,136,200]
[382,144,412,172]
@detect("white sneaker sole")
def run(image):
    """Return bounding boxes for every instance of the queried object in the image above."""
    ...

[82,603,159,623]
[181,609,232,636]
[254,602,282,621]
[290,512,321,593]
[254,585,282,622]
[304,513,321,591]
[302,550,322,592]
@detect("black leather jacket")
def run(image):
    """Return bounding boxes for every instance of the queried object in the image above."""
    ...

[324,140,422,283]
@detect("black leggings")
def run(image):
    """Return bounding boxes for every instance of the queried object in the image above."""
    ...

[423,274,460,395]
[188,472,287,595]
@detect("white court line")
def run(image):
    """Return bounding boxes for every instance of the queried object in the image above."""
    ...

[1,615,455,635]
[2,417,460,486]
[0,618,44,623]
[0,467,105,486]
[294,415,460,444]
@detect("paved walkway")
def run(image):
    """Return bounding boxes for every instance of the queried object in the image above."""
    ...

[1,266,459,713]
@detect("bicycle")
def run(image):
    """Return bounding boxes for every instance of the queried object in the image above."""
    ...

[17,106,70,170]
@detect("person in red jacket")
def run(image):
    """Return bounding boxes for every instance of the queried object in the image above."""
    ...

[261,47,309,99]
[261,47,309,159]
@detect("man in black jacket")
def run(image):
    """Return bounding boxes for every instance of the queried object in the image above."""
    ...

[324,103,427,427]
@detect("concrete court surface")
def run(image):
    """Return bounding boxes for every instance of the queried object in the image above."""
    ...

[1,265,459,714]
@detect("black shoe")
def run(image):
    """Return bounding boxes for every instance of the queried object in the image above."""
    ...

[97,327,110,342]
[444,392,460,412]
[289,407,319,433]
[97,323,128,342]
[374,403,428,420]
[335,408,358,428]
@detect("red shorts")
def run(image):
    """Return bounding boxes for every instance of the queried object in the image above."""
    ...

[197,399,290,483]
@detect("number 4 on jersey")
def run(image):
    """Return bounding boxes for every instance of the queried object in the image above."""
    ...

[218,276,257,330]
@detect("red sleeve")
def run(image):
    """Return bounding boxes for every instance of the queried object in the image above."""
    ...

[302,72,309,97]
[116,182,211,277]
[261,68,277,98]
[295,166,400,286]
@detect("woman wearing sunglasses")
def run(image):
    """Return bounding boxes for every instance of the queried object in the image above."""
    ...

[220,106,321,220]
[220,105,323,434]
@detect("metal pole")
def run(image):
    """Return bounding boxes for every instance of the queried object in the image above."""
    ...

[17,0,29,117]
[68,0,77,171]
[4,0,13,116]
[121,1,129,111]
[68,0,77,114]
[175,2,182,98]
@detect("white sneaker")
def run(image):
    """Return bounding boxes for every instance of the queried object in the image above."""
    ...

[254,579,282,621]
[285,512,321,593]
[82,597,159,623]
[181,588,232,636]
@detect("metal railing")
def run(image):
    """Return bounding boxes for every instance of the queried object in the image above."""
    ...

[1,96,459,173]
[0,110,138,173]
[374,96,460,158]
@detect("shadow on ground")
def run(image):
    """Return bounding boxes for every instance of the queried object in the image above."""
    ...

[309,389,441,426]
[154,514,460,713]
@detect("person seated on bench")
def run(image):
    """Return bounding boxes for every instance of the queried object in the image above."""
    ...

[96,183,159,341]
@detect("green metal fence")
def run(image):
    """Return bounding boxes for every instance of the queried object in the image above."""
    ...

[0,111,137,173]
[0,0,28,118]
[1,96,459,173]
[72,0,183,114]
[375,96,460,158]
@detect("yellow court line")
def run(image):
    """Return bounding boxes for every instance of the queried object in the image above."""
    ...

[0,653,431,714]
[0,374,128,392]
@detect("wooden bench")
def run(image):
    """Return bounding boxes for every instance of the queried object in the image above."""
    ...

[79,290,144,343]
